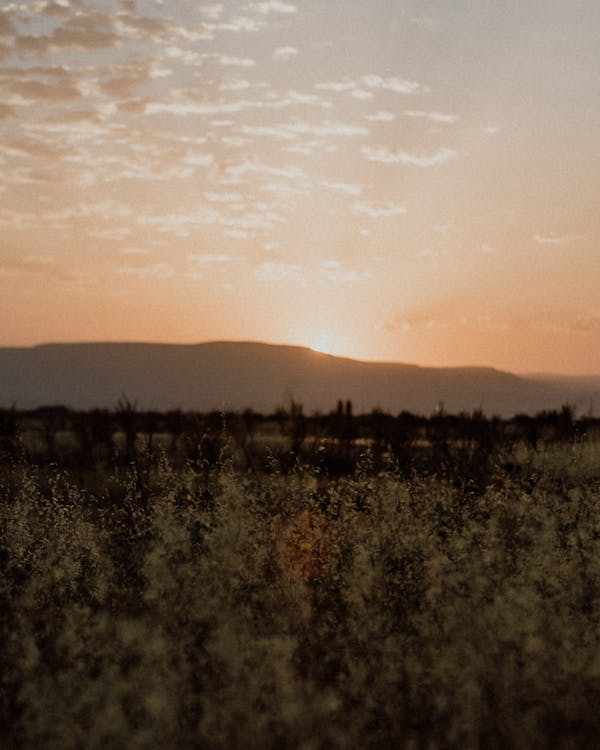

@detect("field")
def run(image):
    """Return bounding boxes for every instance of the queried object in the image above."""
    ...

[2,408,600,749]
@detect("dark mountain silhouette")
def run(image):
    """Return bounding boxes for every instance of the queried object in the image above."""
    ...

[0,341,597,416]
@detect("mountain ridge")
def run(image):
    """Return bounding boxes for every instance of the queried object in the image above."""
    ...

[0,341,597,416]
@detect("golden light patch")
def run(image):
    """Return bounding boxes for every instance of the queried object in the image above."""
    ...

[275,508,337,583]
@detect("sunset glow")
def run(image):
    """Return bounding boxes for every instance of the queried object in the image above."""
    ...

[307,334,338,357]
[1,1,600,374]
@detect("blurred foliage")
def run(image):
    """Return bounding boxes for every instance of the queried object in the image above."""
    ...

[1,405,600,747]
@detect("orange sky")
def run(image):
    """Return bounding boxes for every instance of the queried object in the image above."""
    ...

[1,0,599,374]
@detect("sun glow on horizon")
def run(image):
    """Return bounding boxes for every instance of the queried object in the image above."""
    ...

[307,332,342,356]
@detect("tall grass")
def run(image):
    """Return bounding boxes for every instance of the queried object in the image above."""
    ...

[2,444,600,749]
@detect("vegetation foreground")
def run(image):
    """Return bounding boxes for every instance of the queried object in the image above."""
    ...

[2,437,600,749]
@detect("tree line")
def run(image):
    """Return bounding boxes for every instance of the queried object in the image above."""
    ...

[1,399,597,480]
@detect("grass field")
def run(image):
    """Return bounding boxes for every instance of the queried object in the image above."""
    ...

[2,434,600,748]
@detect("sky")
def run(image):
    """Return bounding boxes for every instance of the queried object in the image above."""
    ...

[1,0,599,374]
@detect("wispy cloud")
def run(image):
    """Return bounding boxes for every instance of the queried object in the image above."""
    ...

[283,121,368,137]
[317,261,365,284]
[189,253,233,265]
[365,111,395,122]
[217,55,256,67]
[226,159,306,182]
[354,202,406,218]
[315,80,356,92]
[203,192,244,203]
[198,5,225,21]
[319,181,362,196]
[248,1,297,14]
[360,75,426,95]
[316,75,425,97]
[256,261,304,283]
[274,46,299,59]
[145,89,331,116]
[403,110,458,124]
[533,233,580,246]
[363,146,457,166]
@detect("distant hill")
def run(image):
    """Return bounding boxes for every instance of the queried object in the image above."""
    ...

[0,341,598,417]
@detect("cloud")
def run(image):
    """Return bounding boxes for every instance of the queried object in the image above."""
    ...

[317,261,362,284]
[10,6,180,56]
[89,227,133,241]
[319,181,362,196]
[226,159,306,182]
[274,46,299,59]
[363,146,457,166]
[533,233,579,246]
[218,55,256,67]
[31,1,72,19]
[286,90,332,108]
[219,79,252,91]
[383,315,450,333]
[239,125,298,140]
[219,209,284,230]
[118,247,150,256]
[198,5,225,20]
[224,228,250,239]
[42,201,134,222]
[138,210,219,234]
[146,89,330,116]
[351,89,373,100]
[365,111,396,122]
[208,16,265,33]
[163,46,203,64]
[241,120,367,139]
[260,181,308,196]
[361,75,425,95]
[248,1,297,14]
[203,192,244,203]
[315,81,356,92]
[354,202,407,218]
[284,121,368,137]
[114,12,173,40]
[256,261,303,283]
[189,253,233,265]
[403,110,458,124]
